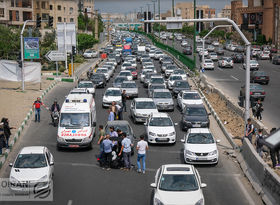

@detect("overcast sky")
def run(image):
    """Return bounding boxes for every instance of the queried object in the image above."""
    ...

[95,0,246,14]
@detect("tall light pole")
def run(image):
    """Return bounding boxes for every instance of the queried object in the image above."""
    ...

[158,0,161,40]
[172,0,175,17]
[193,0,197,70]
[152,0,157,33]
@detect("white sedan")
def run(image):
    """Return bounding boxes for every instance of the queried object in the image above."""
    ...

[181,128,220,165]
[201,59,214,70]
[167,74,183,89]
[177,90,203,111]
[102,87,122,108]
[151,164,206,205]
[9,146,54,192]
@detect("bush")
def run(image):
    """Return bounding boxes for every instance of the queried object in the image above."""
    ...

[59,65,66,73]
[74,54,85,63]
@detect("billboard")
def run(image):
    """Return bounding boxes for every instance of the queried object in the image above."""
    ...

[57,23,76,53]
[24,37,40,59]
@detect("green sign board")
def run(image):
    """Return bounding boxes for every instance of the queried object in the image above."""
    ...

[24,37,40,59]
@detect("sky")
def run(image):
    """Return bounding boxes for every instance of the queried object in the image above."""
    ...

[95,0,246,14]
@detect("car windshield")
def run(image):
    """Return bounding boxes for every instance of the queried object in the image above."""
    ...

[105,124,131,135]
[123,63,131,66]
[105,89,121,96]
[154,92,172,99]
[184,107,207,116]
[254,71,266,76]
[175,81,190,88]
[60,113,90,128]
[251,60,258,64]
[205,60,212,63]
[114,77,127,84]
[149,117,172,126]
[250,84,263,90]
[159,174,199,191]
[14,154,47,168]
[120,72,131,76]
[78,82,93,88]
[122,83,136,88]
[183,93,200,100]
[167,66,176,70]
[151,78,164,84]
[187,133,215,144]
[223,58,231,61]
[170,76,182,81]
[96,69,107,73]
[126,68,136,72]
[174,70,185,74]
[136,101,156,109]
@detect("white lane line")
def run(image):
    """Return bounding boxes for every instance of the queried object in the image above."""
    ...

[217,67,224,72]
[67,200,73,205]
[238,66,244,71]
[230,75,239,81]
[235,176,256,205]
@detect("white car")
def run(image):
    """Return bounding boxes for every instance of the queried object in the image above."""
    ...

[96,68,110,81]
[201,59,214,70]
[102,87,122,108]
[83,50,98,58]
[243,59,259,71]
[140,69,153,83]
[127,59,137,67]
[257,51,270,60]
[130,98,158,123]
[181,128,220,165]
[181,40,188,47]
[119,70,133,81]
[107,58,117,67]
[199,50,208,57]
[212,41,219,46]
[121,62,132,70]
[77,81,96,96]
[151,164,206,205]
[252,48,261,57]
[218,57,233,68]
[154,51,164,60]
[196,46,203,53]
[9,146,54,192]
[207,45,215,52]
[208,52,218,61]
[173,69,187,81]
[177,90,203,111]
[145,113,176,144]
[152,89,174,111]
[149,50,156,58]
[167,74,183,89]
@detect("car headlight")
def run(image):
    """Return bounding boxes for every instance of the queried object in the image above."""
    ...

[202,121,209,125]
[135,113,143,117]
[168,131,175,136]
[103,98,109,102]
[83,137,92,143]
[57,136,64,143]
[195,198,204,205]
[10,176,19,184]
[186,150,195,156]
[154,198,165,205]
[184,120,192,124]
[209,150,217,156]
[149,132,156,136]
[39,175,48,182]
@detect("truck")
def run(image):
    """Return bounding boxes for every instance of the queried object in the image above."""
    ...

[137,46,146,52]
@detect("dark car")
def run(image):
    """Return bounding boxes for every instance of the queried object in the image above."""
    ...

[160,56,174,64]
[234,45,245,53]
[231,53,244,63]
[181,104,210,131]
[216,47,224,55]
[183,46,192,55]
[250,71,269,85]
[90,73,106,88]
[113,76,128,88]
[272,55,280,65]
[172,80,191,97]
[240,83,266,101]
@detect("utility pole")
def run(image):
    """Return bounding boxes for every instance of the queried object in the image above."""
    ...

[172,0,175,17]
[158,0,161,40]
[94,10,99,40]
[193,0,197,70]
[152,0,157,33]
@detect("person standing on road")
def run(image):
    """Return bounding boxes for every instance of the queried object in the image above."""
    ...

[269,128,280,168]
[108,107,115,121]
[102,135,114,170]
[32,97,47,122]
[115,103,123,120]
[244,118,254,143]
[136,135,148,174]
[255,128,264,157]
[0,122,4,156]
[97,125,106,161]
[118,132,133,171]
[111,102,117,117]
[109,127,118,138]
[255,99,263,121]
[121,90,128,112]
[1,118,15,149]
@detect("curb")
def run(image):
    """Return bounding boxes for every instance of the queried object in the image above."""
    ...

[0,80,59,169]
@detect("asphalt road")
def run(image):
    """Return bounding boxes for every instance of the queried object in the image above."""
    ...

[164,38,280,130]
[0,55,263,204]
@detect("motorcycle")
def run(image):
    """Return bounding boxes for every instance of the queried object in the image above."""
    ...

[52,111,59,127]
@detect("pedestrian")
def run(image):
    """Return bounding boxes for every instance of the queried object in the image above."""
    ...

[136,135,148,174]
[32,97,47,122]
[255,99,263,121]
[0,122,4,156]
[244,118,254,143]
[1,118,15,149]
[255,128,264,157]
[109,126,118,138]
[118,132,133,171]
[97,125,106,161]
[121,90,129,112]
[269,128,280,168]
[102,135,114,170]
[116,103,123,120]
[108,107,115,121]
[111,102,117,117]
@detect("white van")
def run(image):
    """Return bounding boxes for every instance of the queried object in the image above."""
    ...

[57,94,96,149]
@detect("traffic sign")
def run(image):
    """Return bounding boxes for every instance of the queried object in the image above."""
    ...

[24,37,40,59]
[45,50,65,62]
[166,17,182,30]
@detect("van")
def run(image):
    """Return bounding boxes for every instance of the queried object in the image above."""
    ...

[57,94,96,149]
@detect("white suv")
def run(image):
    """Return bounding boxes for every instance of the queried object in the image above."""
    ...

[130,98,158,123]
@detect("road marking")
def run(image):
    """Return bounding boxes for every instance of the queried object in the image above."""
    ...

[235,176,256,205]
[231,75,239,81]
[217,67,223,72]
[238,66,244,71]
[67,200,73,205]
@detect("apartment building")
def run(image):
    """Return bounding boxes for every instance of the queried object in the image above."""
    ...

[217,5,231,19]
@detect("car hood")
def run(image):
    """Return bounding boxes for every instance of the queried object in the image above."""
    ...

[10,167,50,181]
[183,114,208,122]
[157,189,203,205]
[182,99,203,105]
[103,96,122,102]
[185,143,217,153]
[58,127,92,139]
[135,109,158,115]
[154,98,174,104]
[122,88,138,93]
[148,126,175,134]
[173,88,190,92]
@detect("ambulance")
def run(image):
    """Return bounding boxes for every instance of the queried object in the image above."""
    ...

[57,94,96,149]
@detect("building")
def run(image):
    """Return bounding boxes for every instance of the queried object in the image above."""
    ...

[217,4,231,19]
[231,0,274,42]
[273,0,280,48]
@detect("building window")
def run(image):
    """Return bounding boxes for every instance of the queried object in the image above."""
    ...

[64,7,66,12]
[41,1,46,9]
[15,10,19,21]
[42,13,48,20]
[58,16,62,22]
[23,11,32,21]
[11,0,14,7]
[0,8,4,18]
[50,5,52,10]
[64,18,66,22]
[21,0,32,8]
[36,1,39,9]
[69,7,73,14]
[57,5,61,10]
[70,18,74,22]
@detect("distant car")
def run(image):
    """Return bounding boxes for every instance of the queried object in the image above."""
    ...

[208,52,218,61]
[250,71,269,85]
[130,98,158,123]
[181,104,210,131]
[119,70,133,81]
[102,87,122,108]
[77,81,96,96]
[207,45,215,52]
[96,68,110,81]
[201,59,214,70]
[183,46,192,55]
[167,75,183,89]
[218,57,233,68]
[121,62,132,70]
[125,67,138,79]
[154,51,164,60]
[140,69,153,83]
[9,146,54,192]
[165,65,177,78]
[149,76,165,87]
[120,81,138,98]
[177,90,203,111]
[243,60,259,71]
[196,46,203,53]
[216,47,224,55]
[181,40,188,47]
[240,83,265,101]
[113,76,128,88]
[90,73,106,88]
[172,80,191,97]
[212,41,219,46]
[231,53,244,63]
[234,45,245,53]
[145,112,177,144]
[173,69,187,80]
[257,51,270,60]
[181,128,219,165]
[252,48,261,57]
[83,50,98,58]
[272,55,280,64]
[199,50,208,57]
[152,89,174,111]
[148,84,167,98]
[150,164,206,205]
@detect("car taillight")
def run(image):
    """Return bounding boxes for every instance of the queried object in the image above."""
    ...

[266,76,269,79]
[262,92,265,95]
[250,92,253,95]
[255,77,260,79]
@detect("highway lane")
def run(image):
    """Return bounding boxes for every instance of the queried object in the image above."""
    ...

[164,37,280,129]
[0,55,263,204]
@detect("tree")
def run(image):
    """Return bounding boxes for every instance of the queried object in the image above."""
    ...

[199,30,209,37]
[0,25,20,60]
[77,33,98,52]
[230,30,253,44]
[181,25,195,36]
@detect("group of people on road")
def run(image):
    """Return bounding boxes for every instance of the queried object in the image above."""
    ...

[97,125,148,173]
[107,90,128,121]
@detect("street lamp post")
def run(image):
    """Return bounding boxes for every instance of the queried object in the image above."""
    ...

[158,0,161,40]
[193,0,197,71]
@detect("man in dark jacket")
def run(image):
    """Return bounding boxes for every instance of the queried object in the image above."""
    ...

[50,100,60,123]
[1,118,15,149]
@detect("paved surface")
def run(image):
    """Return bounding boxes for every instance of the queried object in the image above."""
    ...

[0,56,263,205]
[164,38,280,130]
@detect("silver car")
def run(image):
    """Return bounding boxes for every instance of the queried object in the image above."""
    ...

[120,81,138,98]
[152,89,174,111]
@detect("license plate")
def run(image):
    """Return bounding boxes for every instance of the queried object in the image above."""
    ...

[69,145,79,148]
[196,157,207,160]
[157,138,168,142]
[260,77,265,79]
[193,124,201,128]
[254,93,261,96]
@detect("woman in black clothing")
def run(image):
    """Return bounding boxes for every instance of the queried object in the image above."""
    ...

[1,118,15,149]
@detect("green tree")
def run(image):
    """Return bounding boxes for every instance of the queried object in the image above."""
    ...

[199,30,209,37]
[0,25,20,60]
[77,33,98,52]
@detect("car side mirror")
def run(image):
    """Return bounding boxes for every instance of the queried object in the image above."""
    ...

[201,183,207,188]
[144,123,147,126]
[180,139,185,143]
[50,162,54,166]
[150,183,157,188]
[174,123,178,126]
[9,163,13,167]
[216,139,221,143]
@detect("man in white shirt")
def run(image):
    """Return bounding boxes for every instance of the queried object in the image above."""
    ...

[136,135,148,174]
